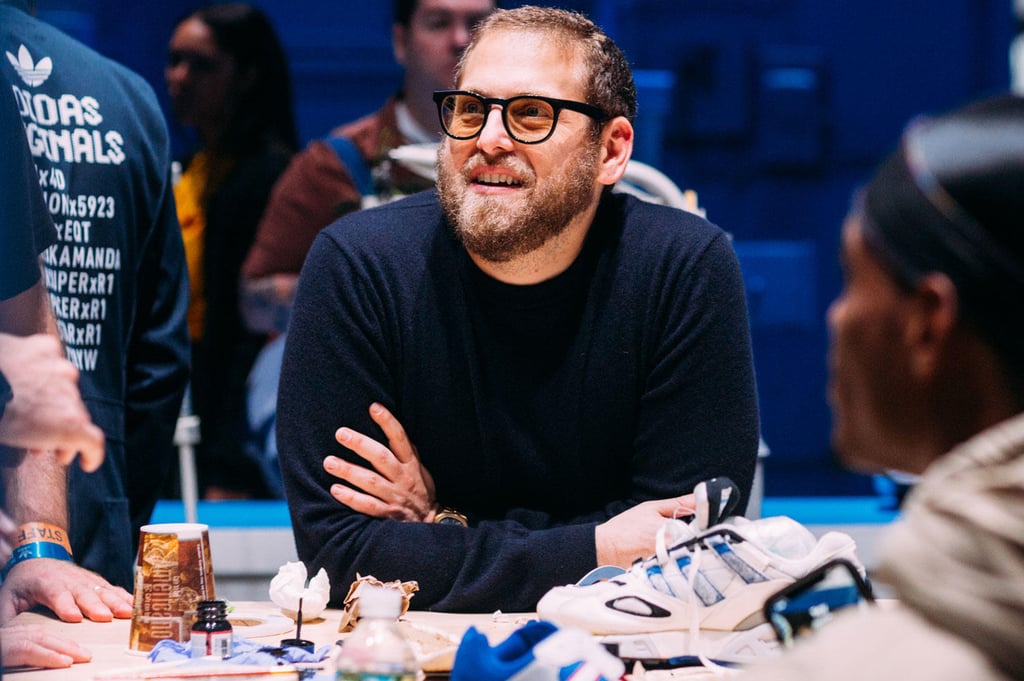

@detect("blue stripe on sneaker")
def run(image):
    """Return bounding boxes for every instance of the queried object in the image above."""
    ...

[713,543,768,584]
[647,565,670,595]
[690,568,725,605]
[677,555,725,606]
[645,536,768,606]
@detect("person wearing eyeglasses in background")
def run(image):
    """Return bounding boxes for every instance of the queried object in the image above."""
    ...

[241,0,497,322]
[741,95,1024,681]
[236,0,496,498]
[165,3,298,500]
[277,6,759,613]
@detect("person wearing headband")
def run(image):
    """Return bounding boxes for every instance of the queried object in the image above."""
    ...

[744,94,1024,680]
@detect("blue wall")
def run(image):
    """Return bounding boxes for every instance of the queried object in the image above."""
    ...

[34,0,1014,494]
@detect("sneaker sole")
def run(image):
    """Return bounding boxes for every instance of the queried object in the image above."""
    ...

[539,579,792,634]
[597,622,780,666]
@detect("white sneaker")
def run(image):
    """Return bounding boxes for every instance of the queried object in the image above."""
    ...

[536,515,861,666]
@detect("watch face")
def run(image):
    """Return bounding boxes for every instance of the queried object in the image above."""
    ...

[436,516,465,526]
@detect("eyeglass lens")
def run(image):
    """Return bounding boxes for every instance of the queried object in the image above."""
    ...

[440,93,558,143]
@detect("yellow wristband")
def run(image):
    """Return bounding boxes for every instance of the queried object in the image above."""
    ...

[16,522,72,555]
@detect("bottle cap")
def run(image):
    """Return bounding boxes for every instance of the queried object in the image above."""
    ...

[358,586,402,619]
[279,637,315,652]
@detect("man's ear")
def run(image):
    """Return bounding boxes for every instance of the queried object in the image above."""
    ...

[392,23,408,67]
[596,116,633,187]
[904,272,959,379]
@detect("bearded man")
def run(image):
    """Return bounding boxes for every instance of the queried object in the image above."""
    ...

[277,6,759,613]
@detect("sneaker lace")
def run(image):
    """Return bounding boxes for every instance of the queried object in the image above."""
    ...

[630,521,740,677]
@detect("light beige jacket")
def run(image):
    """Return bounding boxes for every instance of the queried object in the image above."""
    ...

[742,411,1024,681]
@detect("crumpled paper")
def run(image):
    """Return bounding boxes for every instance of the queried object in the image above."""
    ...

[338,573,419,632]
[268,561,330,622]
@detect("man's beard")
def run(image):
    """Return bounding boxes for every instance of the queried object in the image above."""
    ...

[436,140,601,263]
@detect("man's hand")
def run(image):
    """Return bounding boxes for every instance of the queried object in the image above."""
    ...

[0,624,92,669]
[324,403,437,521]
[0,558,133,624]
[0,333,104,472]
[595,494,697,567]
[239,273,297,335]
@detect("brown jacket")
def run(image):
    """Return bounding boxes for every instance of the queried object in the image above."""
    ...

[242,95,435,279]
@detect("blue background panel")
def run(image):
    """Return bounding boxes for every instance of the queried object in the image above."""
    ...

[31,0,1014,496]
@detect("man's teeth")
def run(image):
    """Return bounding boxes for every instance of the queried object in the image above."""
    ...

[477,174,519,185]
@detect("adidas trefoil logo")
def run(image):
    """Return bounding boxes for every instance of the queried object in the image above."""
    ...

[6,45,53,87]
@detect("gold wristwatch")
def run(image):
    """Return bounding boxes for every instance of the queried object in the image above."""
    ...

[434,507,468,527]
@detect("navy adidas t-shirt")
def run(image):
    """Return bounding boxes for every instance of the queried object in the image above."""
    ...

[2,2,190,588]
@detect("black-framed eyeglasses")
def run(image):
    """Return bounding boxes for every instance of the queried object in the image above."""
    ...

[433,90,609,145]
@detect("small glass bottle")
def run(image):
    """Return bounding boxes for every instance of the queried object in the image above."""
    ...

[190,599,233,658]
[334,586,417,681]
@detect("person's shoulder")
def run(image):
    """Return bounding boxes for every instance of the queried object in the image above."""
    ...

[321,190,442,242]
[236,141,294,175]
[331,107,387,141]
[330,96,404,160]
[9,12,152,90]
[3,10,163,117]
[309,191,447,280]
[610,192,730,252]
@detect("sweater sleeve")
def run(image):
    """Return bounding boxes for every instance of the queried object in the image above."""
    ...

[628,228,760,513]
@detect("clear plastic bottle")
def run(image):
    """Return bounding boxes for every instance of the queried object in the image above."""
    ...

[335,586,418,681]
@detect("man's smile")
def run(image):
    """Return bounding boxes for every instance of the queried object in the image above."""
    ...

[470,166,525,189]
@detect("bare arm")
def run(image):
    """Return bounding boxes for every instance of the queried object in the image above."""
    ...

[0,434,132,624]
[0,279,50,336]
[0,282,129,624]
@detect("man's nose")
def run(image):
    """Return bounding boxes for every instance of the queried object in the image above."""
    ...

[475,106,513,153]
[453,21,473,50]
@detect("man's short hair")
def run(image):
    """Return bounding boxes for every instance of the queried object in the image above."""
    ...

[456,6,638,129]
[394,0,417,27]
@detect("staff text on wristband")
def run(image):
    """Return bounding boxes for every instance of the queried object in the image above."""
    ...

[16,522,73,554]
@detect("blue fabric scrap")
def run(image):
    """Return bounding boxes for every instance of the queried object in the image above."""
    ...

[147,637,331,666]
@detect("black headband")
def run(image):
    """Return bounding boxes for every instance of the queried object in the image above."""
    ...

[860,96,1024,364]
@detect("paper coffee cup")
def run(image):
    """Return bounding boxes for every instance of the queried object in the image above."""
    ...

[129,523,217,651]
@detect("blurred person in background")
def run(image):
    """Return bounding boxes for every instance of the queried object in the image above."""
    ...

[166,2,298,499]
[743,94,1024,681]
[243,0,496,302]
[1,0,189,594]
[238,0,495,497]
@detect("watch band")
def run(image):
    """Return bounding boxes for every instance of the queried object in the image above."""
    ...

[434,507,468,527]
